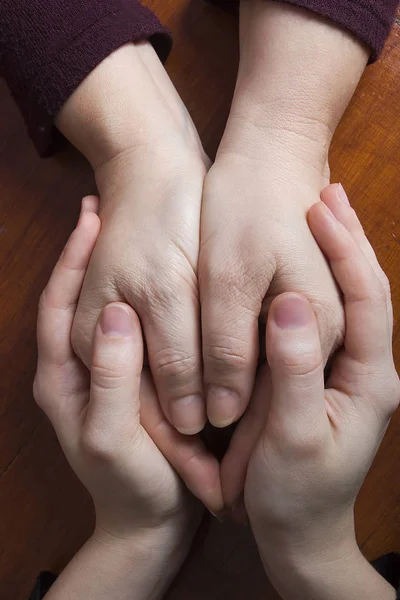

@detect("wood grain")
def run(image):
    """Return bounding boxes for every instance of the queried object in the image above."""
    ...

[0,2,399,599]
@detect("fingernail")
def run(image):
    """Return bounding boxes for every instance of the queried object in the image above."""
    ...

[80,197,89,214]
[272,294,313,329]
[207,386,241,428]
[100,304,133,337]
[321,201,338,224]
[170,395,206,435]
[209,509,227,523]
[338,183,350,206]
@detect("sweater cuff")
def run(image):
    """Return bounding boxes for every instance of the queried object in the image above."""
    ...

[207,0,398,62]
[0,1,172,156]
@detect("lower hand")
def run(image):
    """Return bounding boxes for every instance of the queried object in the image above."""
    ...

[33,198,223,588]
[244,186,399,598]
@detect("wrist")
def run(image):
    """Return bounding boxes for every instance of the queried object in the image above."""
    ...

[94,142,207,215]
[91,519,192,586]
[56,43,151,168]
[56,42,206,172]
[255,510,357,571]
[258,535,395,600]
[222,1,368,175]
[48,525,192,600]
[217,108,330,184]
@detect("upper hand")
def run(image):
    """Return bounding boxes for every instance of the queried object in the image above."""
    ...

[57,42,211,437]
[200,148,343,432]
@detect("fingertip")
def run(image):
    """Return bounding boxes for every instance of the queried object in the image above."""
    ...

[201,476,225,515]
[170,394,207,435]
[308,198,334,227]
[207,386,243,428]
[320,183,346,207]
[77,208,101,237]
[80,195,100,215]
[307,200,324,233]
[307,200,347,259]
[321,185,367,246]
[62,210,101,270]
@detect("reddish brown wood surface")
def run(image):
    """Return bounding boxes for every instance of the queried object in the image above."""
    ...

[0,3,399,599]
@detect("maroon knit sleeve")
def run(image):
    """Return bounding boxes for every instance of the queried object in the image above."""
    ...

[0,1,172,156]
[207,0,398,62]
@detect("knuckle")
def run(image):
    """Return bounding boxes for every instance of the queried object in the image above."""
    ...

[144,270,197,313]
[200,259,264,311]
[204,340,249,372]
[33,367,56,416]
[371,280,388,306]
[284,427,326,458]
[380,272,391,297]
[152,347,197,382]
[33,371,46,411]
[385,374,400,416]
[308,297,345,354]
[379,272,393,312]
[203,264,236,290]
[38,289,48,314]
[81,424,142,464]
[276,349,323,382]
[71,317,92,368]
[313,297,344,334]
[91,361,127,391]
[180,448,206,479]
[81,428,114,463]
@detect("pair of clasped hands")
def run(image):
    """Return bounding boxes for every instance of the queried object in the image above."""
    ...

[34,23,400,597]
[34,180,399,599]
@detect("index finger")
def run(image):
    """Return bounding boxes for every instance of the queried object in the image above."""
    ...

[308,201,392,365]
[37,207,101,368]
[320,184,393,332]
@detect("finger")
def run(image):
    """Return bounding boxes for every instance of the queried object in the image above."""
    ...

[37,210,101,368]
[201,268,262,428]
[140,374,224,514]
[143,288,206,435]
[221,366,271,508]
[308,202,392,364]
[320,184,393,330]
[266,293,327,441]
[80,195,100,215]
[86,303,143,441]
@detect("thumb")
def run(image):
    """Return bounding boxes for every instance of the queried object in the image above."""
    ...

[266,293,327,443]
[85,303,143,442]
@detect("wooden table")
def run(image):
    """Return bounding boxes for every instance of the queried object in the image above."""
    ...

[0,2,399,599]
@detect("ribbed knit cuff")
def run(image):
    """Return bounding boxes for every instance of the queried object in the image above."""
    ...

[0,0,172,155]
[207,0,398,62]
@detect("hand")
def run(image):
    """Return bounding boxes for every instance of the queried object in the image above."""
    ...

[244,186,399,599]
[56,42,210,436]
[33,198,223,563]
[200,153,340,431]
[200,0,369,503]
